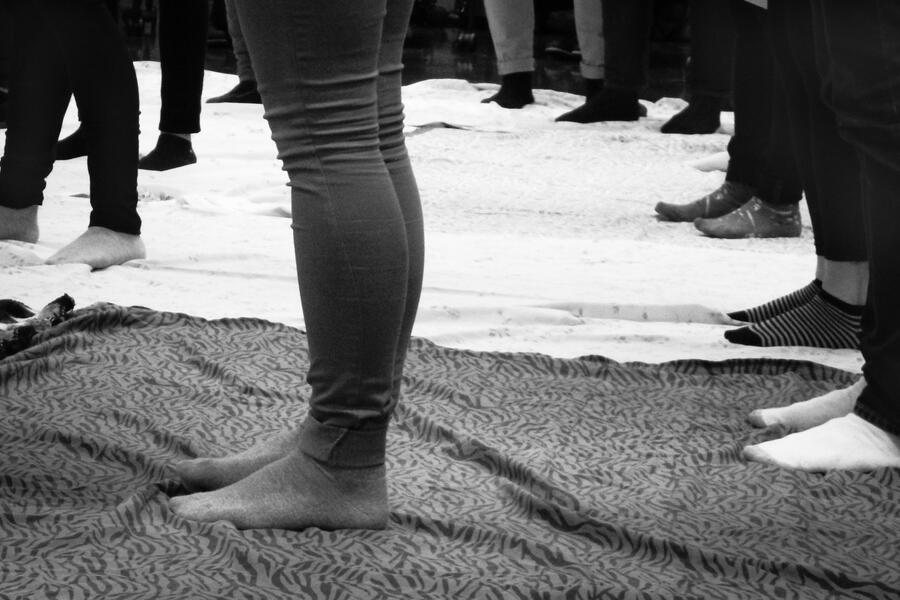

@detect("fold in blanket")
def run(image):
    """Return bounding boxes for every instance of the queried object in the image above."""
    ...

[0,294,74,359]
[0,304,897,599]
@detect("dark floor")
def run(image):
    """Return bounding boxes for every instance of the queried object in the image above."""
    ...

[123,11,691,102]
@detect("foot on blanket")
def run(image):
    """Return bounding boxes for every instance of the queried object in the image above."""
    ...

[46,226,145,270]
[747,377,864,431]
[170,448,389,530]
[176,427,303,492]
[0,206,39,243]
[743,413,900,471]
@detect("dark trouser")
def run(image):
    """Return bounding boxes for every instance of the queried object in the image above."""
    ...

[726,0,801,207]
[0,1,10,90]
[601,0,653,92]
[813,0,900,434]
[686,0,733,101]
[768,0,865,261]
[0,0,141,235]
[231,0,423,467]
[157,0,207,134]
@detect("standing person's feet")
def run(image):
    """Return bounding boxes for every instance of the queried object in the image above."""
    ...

[55,126,89,160]
[138,133,197,171]
[0,206,40,243]
[206,80,262,104]
[743,414,900,471]
[724,289,862,349]
[481,71,534,109]
[694,197,802,239]
[555,87,642,123]
[660,94,722,134]
[170,447,389,531]
[654,181,754,222]
[46,226,146,270]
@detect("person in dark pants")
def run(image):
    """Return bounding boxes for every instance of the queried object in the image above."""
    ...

[660,0,734,134]
[722,0,866,350]
[171,0,424,530]
[0,0,12,129]
[0,0,145,270]
[138,0,208,170]
[56,0,208,171]
[656,0,803,238]
[743,0,900,471]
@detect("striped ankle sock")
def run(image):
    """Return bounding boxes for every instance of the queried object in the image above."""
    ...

[724,289,862,349]
[727,280,821,323]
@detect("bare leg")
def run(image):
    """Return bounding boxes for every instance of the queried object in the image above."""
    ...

[0,206,39,243]
[46,226,145,270]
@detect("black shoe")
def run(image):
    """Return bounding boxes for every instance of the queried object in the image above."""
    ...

[55,126,89,160]
[206,80,262,104]
[654,180,754,222]
[660,94,722,134]
[138,133,197,171]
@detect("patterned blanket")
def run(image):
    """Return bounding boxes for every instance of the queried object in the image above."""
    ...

[1,304,898,599]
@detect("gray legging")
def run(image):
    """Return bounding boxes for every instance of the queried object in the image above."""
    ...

[230,0,424,468]
[222,0,253,83]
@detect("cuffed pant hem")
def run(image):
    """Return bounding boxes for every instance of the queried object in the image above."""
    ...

[496,57,534,77]
[579,62,605,80]
[299,414,388,468]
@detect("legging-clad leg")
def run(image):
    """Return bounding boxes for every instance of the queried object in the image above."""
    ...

[171,0,422,530]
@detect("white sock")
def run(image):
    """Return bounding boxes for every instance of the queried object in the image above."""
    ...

[743,413,900,471]
[747,377,864,431]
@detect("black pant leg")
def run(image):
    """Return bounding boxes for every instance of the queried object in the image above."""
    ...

[601,0,653,92]
[686,0,734,101]
[158,0,208,134]
[0,0,70,209]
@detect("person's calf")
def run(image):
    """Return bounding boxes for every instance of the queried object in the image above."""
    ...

[0,205,39,243]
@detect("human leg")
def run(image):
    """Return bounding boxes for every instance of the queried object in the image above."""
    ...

[205,0,261,104]
[0,0,71,244]
[660,0,733,134]
[557,0,650,123]
[139,0,207,170]
[172,0,417,530]
[481,0,535,108]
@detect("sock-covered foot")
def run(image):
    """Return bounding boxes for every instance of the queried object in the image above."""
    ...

[660,94,722,134]
[206,80,261,104]
[694,197,802,239]
[743,414,900,471]
[46,226,145,270]
[55,126,88,161]
[481,71,534,109]
[170,448,389,530]
[555,87,641,123]
[748,377,864,430]
[176,427,303,492]
[728,280,821,323]
[655,180,754,222]
[138,133,197,171]
[724,289,862,349]
[0,205,39,243]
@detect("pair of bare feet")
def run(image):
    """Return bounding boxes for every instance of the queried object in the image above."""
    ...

[0,205,145,269]
[743,377,900,471]
[170,427,389,530]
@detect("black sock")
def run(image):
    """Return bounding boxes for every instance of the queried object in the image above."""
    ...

[138,133,197,171]
[728,280,821,323]
[660,94,722,134]
[724,288,862,349]
[555,87,641,123]
[482,72,534,109]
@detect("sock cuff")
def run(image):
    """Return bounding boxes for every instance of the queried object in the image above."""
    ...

[818,288,865,315]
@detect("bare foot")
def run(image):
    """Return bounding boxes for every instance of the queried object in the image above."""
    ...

[170,448,389,530]
[747,377,865,431]
[743,414,900,471]
[175,427,303,492]
[0,206,39,243]
[46,226,145,270]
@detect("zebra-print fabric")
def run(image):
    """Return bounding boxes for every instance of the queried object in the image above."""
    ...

[1,304,898,599]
